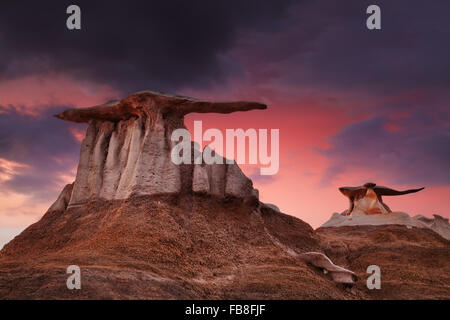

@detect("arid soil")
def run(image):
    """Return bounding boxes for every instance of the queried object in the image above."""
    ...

[317,225,450,299]
[0,195,448,299]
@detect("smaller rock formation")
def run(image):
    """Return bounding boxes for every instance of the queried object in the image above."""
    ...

[413,214,450,239]
[339,182,424,216]
[321,183,449,239]
[261,202,280,212]
[299,252,357,284]
[46,183,74,212]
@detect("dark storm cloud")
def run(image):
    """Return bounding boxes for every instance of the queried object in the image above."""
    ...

[232,0,450,96]
[0,0,298,93]
[307,0,450,93]
[320,109,450,186]
[0,106,84,200]
[2,0,448,95]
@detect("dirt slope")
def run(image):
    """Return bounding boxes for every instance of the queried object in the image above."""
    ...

[0,195,350,299]
[317,225,450,299]
[1,195,448,299]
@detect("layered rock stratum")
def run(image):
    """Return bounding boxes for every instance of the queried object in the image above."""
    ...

[0,91,448,299]
[321,211,450,239]
[321,182,450,239]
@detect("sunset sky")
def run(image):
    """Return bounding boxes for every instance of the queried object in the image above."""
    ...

[1,0,449,248]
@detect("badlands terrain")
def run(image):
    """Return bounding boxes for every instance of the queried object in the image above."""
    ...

[0,91,448,299]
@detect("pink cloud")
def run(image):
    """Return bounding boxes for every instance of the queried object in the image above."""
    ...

[0,74,119,115]
[69,126,86,143]
[0,158,30,183]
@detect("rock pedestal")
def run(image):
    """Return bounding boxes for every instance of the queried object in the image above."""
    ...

[54,91,266,208]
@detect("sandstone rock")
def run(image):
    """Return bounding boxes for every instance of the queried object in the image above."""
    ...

[299,252,357,284]
[55,91,266,123]
[321,183,449,239]
[224,161,254,199]
[46,183,74,212]
[339,182,424,216]
[414,214,450,239]
[54,91,266,207]
[321,211,450,240]
[262,203,280,212]
[192,164,210,194]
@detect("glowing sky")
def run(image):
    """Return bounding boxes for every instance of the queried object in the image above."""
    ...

[1,0,449,248]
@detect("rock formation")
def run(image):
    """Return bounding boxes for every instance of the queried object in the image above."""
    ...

[0,93,448,300]
[317,224,450,299]
[46,183,74,212]
[321,182,450,239]
[299,252,357,284]
[54,91,266,208]
[339,182,424,216]
[413,214,450,239]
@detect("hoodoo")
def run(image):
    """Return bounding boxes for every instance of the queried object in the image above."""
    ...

[54,91,266,208]
[338,182,424,216]
[320,182,449,239]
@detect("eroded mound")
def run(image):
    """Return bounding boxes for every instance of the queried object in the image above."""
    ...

[0,195,357,299]
[317,225,450,299]
[321,211,450,239]
[1,196,449,299]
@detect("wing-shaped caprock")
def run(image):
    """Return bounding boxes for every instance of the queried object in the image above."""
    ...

[373,186,425,196]
[54,91,267,123]
[339,186,367,199]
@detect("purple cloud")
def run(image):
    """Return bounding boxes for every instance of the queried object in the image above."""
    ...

[321,108,450,186]
[0,106,84,201]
